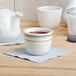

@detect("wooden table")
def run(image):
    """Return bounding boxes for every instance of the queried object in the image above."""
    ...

[0,20,76,76]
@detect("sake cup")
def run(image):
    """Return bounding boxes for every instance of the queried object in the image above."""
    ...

[24,27,53,55]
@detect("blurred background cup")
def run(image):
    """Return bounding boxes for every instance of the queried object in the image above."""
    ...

[67,7,76,42]
[37,6,62,29]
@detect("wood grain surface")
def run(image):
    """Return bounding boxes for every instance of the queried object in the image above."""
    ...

[0,20,76,76]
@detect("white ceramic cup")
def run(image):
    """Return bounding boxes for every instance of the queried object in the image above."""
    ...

[24,28,53,56]
[67,8,76,35]
[38,6,62,29]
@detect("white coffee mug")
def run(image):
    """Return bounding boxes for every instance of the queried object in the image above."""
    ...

[38,6,62,29]
[24,28,53,56]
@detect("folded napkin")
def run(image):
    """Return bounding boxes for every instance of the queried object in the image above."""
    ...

[5,48,69,63]
[0,35,25,45]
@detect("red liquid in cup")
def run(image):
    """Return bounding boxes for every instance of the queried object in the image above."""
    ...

[29,31,48,34]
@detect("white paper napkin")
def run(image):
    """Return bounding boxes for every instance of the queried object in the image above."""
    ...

[0,35,25,45]
[5,48,69,63]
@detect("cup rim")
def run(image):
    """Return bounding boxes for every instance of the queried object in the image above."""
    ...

[67,8,76,17]
[24,27,53,36]
[38,6,62,12]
